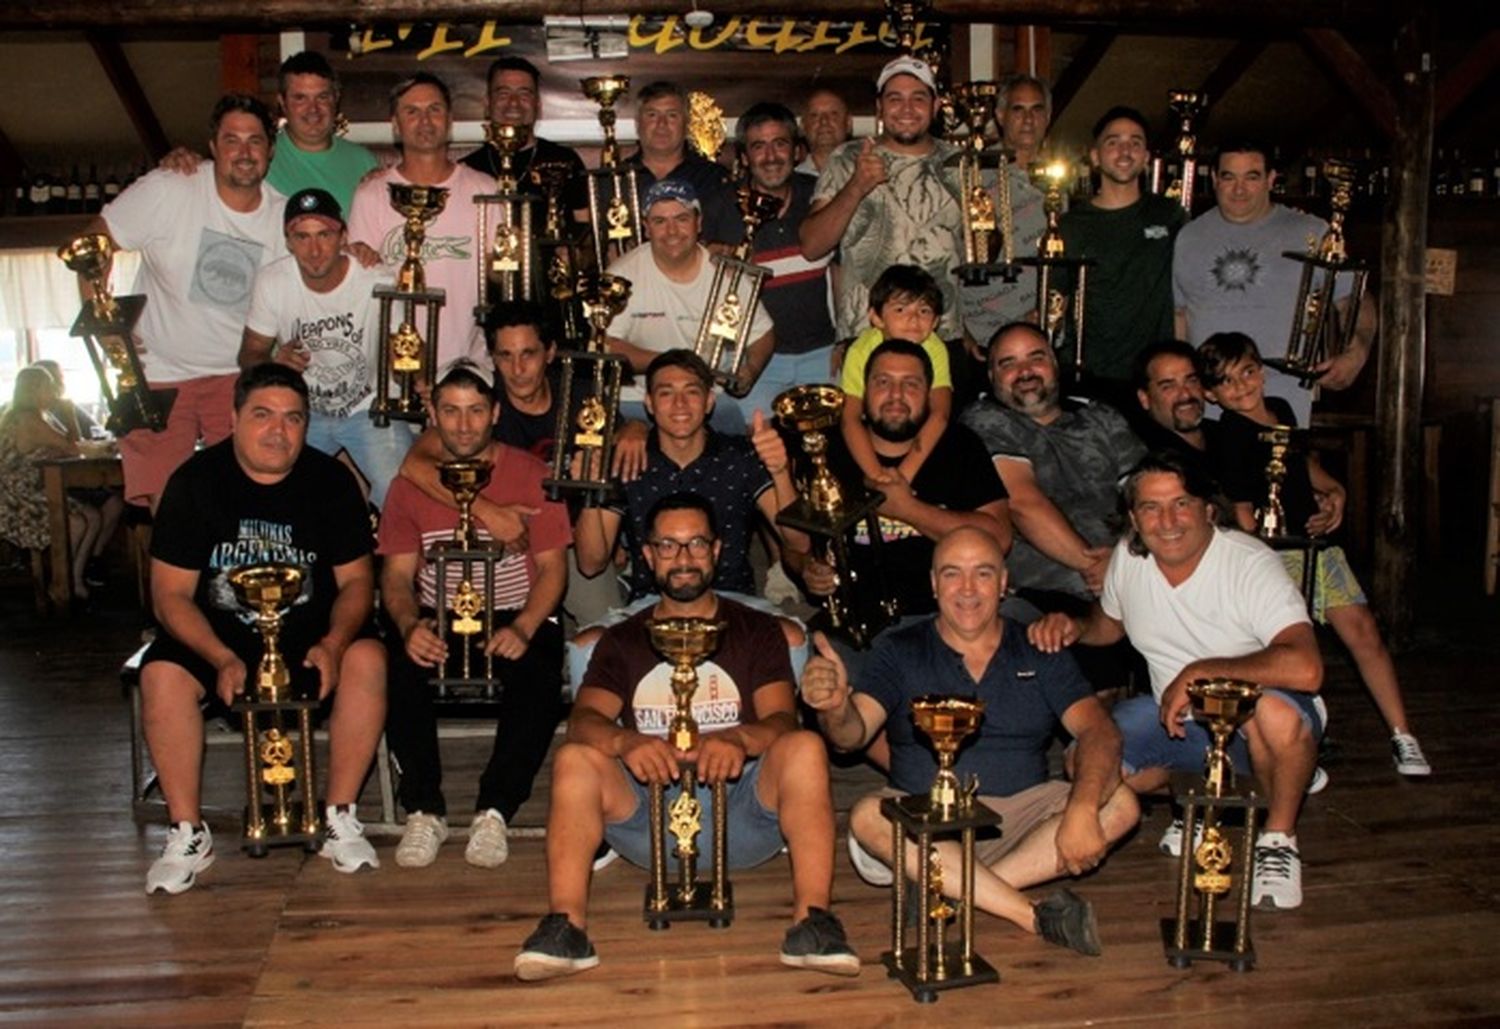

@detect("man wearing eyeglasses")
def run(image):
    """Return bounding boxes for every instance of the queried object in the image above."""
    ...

[515,491,860,981]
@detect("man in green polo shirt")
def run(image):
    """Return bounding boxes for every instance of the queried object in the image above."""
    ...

[266,51,378,214]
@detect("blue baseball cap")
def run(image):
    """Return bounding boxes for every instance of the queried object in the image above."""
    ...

[641,179,701,215]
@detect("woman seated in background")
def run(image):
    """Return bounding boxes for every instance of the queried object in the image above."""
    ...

[0,365,121,601]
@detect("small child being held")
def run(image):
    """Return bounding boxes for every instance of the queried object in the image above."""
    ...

[839,264,953,486]
[1197,331,1431,778]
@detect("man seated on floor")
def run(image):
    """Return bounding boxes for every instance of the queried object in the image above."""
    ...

[514,492,860,981]
[140,363,386,894]
[1028,452,1324,910]
[378,359,571,870]
[803,526,1138,956]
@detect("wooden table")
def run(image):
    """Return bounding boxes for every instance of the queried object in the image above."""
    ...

[37,455,122,613]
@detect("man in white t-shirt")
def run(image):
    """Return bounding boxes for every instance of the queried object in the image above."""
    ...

[240,188,411,508]
[347,72,489,372]
[604,180,774,435]
[79,94,288,510]
[1028,452,1324,911]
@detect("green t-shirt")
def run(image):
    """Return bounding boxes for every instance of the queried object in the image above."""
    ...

[267,133,378,217]
[1058,192,1186,382]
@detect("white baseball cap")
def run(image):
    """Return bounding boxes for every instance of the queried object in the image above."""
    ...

[877,55,938,94]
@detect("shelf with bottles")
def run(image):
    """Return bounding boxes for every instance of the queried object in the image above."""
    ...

[4,161,147,220]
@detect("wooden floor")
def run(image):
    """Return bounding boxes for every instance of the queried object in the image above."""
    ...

[3,557,1499,1027]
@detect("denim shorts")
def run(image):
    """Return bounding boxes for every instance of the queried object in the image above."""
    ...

[604,756,785,872]
[1115,690,1326,777]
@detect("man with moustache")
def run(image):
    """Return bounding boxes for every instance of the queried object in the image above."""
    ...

[962,322,1145,619]
[801,56,964,344]
[348,72,491,369]
[731,102,839,420]
[77,94,288,511]
[622,81,740,246]
[378,359,571,870]
[515,491,859,981]
[1060,108,1187,408]
[797,89,854,176]
[1130,339,1222,486]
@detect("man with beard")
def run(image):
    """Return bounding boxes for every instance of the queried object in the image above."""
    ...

[348,72,491,369]
[77,94,287,511]
[1130,339,1222,487]
[801,56,964,344]
[789,340,1010,671]
[961,322,1145,622]
[1059,108,1187,408]
[377,359,571,870]
[241,188,409,508]
[514,491,860,981]
[797,89,854,176]
[731,102,838,420]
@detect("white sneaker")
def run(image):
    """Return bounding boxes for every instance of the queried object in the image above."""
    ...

[395,812,449,868]
[1391,732,1432,777]
[1157,816,1205,858]
[465,809,509,868]
[1307,766,1330,794]
[322,805,379,873]
[1252,832,1303,910]
[146,821,215,895]
[846,832,894,887]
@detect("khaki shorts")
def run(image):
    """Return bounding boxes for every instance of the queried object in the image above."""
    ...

[871,779,1072,866]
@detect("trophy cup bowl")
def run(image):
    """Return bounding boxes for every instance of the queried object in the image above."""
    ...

[952,81,999,142]
[388,183,450,293]
[774,385,846,515]
[438,457,494,547]
[649,617,727,754]
[58,233,118,319]
[227,563,306,699]
[582,75,630,108]
[1168,90,1208,127]
[1187,678,1261,796]
[579,272,634,350]
[911,694,985,814]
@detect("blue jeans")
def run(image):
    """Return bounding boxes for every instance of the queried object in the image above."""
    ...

[605,756,784,871]
[1114,691,1327,777]
[731,346,836,426]
[304,412,416,509]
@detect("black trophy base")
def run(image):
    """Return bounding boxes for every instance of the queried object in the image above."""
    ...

[643,881,734,930]
[369,401,428,427]
[955,261,1023,287]
[1161,917,1256,972]
[883,948,999,1003]
[105,387,178,436]
[242,801,323,857]
[1261,357,1327,388]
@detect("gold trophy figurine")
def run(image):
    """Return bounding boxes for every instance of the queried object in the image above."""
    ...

[475,122,544,309]
[1255,427,1294,541]
[692,181,779,391]
[427,457,506,699]
[1162,678,1266,972]
[226,563,321,856]
[644,616,733,929]
[946,81,1020,286]
[372,184,448,426]
[582,75,642,265]
[882,694,999,1003]
[58,233,173,435]
[1266,159,1369,388]
[1019,160,1095,377]
[544,272,631,503]
[773,385,897,648]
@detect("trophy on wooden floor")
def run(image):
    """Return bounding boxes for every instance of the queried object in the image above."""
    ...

[372,183,448,426]
[1265,159,1370,388]
[474,122,545,312]
[58,233,174,435]
[227,563,320,856]
[947,82,1021,286]
[1153,90,1207,212]
[1018,160,1094,376]
[883,695,1000,1003]
[772,385,897,648]
[644,616,733,930]
[583,75,642,267]
[692,184,780,393]
[425,456,506,700]
[1163,678,1266,972]
[544,272,631,504]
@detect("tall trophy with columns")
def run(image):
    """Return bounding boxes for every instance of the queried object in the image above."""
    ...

[372,183,447,426]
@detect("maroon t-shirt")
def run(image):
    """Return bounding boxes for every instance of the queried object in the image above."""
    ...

[584,596,794,737]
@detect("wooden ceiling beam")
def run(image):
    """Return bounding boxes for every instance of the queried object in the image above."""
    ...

[1299,28,1397,140]
[0,0,1390,32]
[1434,29,1500,127]
[86,31,172,161]
[1048,30,1116,125]
[1197,38,1268,115]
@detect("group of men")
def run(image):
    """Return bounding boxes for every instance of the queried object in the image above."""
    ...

[104,46,1391,986]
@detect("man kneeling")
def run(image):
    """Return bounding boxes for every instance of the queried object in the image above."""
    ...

[803,527,1138,955]
[514,491,859,980]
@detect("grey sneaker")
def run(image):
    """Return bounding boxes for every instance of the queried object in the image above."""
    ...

[145,822,214,896]
[514,913,600,981]
[846,832,894,887]
[1034,888,1102,956]
[780,907,861,976]
[465,809,509,868]
[322,805,379,873]
[395,812,448,868]
[1391,732,1431,777]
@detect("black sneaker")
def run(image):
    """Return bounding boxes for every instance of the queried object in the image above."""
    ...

[514,913,599,981]
[780,907,861,977]
[1033,888,1102,957]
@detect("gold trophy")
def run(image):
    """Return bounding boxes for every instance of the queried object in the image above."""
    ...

[372,183,448,426]
[644,616,732,929]
[530,160,588,343]
[226,563,321,856]
[882,694,1000,1002]
[1256,427,1294,541]
[1265,159,1370,388]
[583,75,642,267]
[544,272,631,504]
[1019,160,1094,377]
[475,122,544,311]
[692,184,780,393]
[772,385,896,647]
[425,456,507,699]
[1153,91,1207,212]
[1163,678,1266,972]
[58,233,174,434]
[946,82,1022,287]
